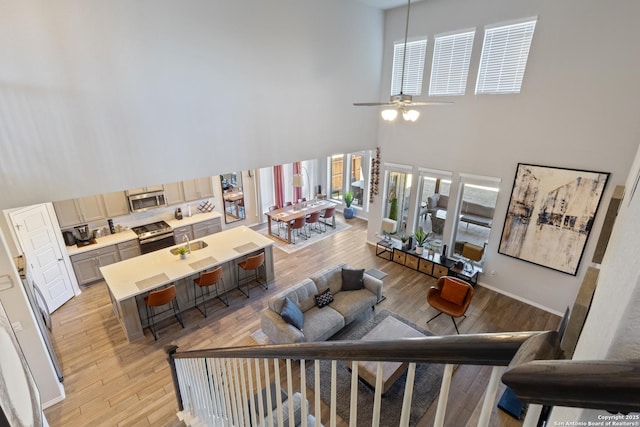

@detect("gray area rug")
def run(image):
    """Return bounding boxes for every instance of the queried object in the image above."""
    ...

[306,310,443,426]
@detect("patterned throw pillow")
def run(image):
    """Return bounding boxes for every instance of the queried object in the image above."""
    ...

[314,288,334,308]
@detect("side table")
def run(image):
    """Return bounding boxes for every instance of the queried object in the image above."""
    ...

[375,240,394,261]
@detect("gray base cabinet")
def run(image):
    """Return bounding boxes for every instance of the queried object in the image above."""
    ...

[193,218,222,238]
[117,239,141,261]
[71,245,120,285]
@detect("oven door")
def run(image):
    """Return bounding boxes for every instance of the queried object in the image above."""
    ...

[139,233,176,254]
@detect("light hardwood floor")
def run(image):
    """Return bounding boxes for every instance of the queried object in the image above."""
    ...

[43,218,559,427]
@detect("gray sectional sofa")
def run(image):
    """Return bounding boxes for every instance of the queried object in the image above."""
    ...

[260,263,384,344]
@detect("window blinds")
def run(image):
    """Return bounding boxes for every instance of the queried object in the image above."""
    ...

[429,30,475,96]
[391,39,427,96]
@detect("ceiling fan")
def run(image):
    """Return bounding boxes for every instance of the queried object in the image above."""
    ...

[354,0,452,121]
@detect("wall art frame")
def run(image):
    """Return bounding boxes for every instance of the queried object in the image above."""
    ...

[498,163,610,275]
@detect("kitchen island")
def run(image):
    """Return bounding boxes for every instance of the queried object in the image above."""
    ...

[101,225,274,342]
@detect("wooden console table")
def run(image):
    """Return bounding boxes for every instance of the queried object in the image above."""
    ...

[376,239,480,284]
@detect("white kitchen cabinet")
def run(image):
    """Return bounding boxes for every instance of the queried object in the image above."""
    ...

[54,195,107,228]
[117,239,141,261]
[70,245,120,285]
[173,225,194,243]
[102,191,129,217]
[192,218,222,239]
[183,177,214,201]
[163,182,185,206]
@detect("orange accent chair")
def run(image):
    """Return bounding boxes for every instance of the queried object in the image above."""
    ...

[426,276,474,334]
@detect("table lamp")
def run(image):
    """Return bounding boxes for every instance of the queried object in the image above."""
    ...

[381,218,397,242]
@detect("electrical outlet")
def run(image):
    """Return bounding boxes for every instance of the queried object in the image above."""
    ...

[11,321,23,332]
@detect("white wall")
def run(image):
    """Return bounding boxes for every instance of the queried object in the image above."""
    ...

[549,133,640,423]
[0,0,383,209]
[368,0,640,313]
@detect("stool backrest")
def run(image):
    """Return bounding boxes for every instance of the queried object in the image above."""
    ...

[146,285,177,307]
[198,266,223,286]
[243,252,265,270]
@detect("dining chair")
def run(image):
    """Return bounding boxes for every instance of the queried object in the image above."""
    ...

[290,217,307,243]
[306,211,322,234]
[319,206,336,231]
[193,266,229,317]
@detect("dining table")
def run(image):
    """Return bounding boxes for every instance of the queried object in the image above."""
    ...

[265,200,336,243]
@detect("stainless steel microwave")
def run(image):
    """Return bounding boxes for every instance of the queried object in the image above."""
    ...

[128,190,166,213]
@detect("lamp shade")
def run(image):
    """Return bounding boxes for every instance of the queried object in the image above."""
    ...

[292,174,303,187]
[382,218,397,234]
[402,109,420,121]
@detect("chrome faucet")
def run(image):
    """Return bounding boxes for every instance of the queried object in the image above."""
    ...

[182,234,191,254]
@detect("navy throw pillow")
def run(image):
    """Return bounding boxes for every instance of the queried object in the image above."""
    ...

[280,297,304,331]
[314,288,334,308]
[341,268,365,291]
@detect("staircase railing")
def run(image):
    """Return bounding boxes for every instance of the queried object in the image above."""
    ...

[167,330,560,427]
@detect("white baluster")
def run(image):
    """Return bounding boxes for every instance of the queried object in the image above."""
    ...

[434,363,454,427]
[478,366,504,427]
[330,360,337,427]
[349,361,359,427]
[372,362,384,427]
[286,359,294,427]
[314,360,321,427]
[399,363,417,427]
[300,359,308,427]
[523,404,543,427]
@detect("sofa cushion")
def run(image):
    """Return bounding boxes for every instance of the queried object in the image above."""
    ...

[440,278,469,305]
[330,289,377,325]
[314,288,334,308]
[310,263,348,296]
[302,306,345,341]
[341,268,365,291]
[268,279,319,314]
[280,297,304,330]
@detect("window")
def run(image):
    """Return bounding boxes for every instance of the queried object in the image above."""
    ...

[391,39,428,96]
[475,18,537,94]
[348,153,366,208]
[429,30,475,96]
[330,155,344,200]
[416,169,452,251]
[382,166,413,238]
[451,174,500,265]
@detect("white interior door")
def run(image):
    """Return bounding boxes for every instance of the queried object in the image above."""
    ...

[10,205,74,312]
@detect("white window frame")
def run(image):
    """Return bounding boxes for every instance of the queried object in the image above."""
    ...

[429,29,476,96]
[391,38,428,96]
[475,17,538,94]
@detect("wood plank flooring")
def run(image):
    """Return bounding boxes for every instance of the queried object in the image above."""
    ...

[43,218,559,427]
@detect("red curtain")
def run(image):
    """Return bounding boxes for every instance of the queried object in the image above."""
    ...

[293,162,302,202]
[273,165,284,208]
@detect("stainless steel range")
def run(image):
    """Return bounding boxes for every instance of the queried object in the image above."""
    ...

[132,220,175,254]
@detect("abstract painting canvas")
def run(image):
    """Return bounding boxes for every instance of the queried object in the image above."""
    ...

[499,163,609,275]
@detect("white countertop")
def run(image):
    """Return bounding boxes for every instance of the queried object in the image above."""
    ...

[165,211,222,228]
[66,230,138,256]
[101,225,273,302]
[65,211,223,256]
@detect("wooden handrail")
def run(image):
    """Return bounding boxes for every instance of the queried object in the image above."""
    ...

[502,360,640,413]
[170,331,543,366]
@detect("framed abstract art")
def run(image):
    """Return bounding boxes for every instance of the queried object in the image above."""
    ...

[498,163,610,275]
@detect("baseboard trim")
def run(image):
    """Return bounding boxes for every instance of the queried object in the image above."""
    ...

[477,281,565,317]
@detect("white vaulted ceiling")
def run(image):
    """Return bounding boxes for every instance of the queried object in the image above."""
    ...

[356,0,425,10]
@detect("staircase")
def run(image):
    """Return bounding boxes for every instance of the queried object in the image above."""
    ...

[164,327,639,427]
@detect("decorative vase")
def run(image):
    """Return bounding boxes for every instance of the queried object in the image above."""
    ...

[180,253,187,260]
[416,246,424,255]
[343,206,354,219]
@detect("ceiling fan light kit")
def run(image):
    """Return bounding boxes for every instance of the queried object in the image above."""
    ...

[354,0,452,122]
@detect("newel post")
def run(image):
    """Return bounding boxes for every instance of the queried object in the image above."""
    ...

[165,345,184,411]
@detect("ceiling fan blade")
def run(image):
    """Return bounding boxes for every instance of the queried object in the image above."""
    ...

[408,101,454,106]
[353,102,395,107]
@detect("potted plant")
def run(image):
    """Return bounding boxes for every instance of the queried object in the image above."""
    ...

[400,234,411,250]
[176,246,189,260]
[343,191,355,219]
[413,227,430,255]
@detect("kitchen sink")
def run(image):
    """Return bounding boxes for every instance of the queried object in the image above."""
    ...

[170,241,208,255]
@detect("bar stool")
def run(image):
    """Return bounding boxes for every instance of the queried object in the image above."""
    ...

[237,252,267,298]
[193,266,229,317]
[144,285,184,340]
